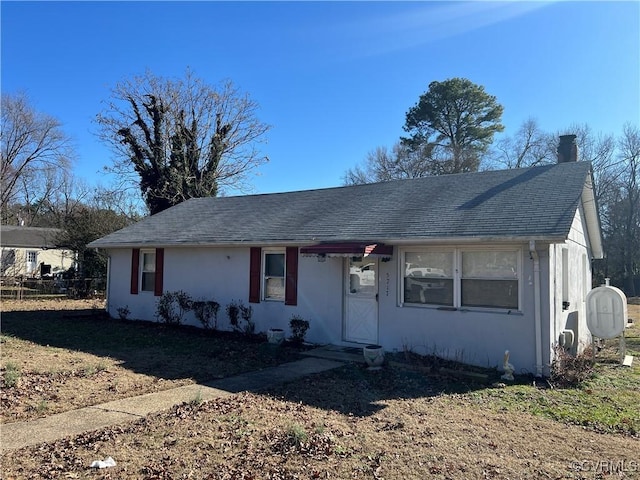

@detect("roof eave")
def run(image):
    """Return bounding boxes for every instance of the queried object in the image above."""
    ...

[88,235,569,250]
[581,171,604,259]
[87,240,313,249]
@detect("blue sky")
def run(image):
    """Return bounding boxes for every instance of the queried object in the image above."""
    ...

[2,1,639,196]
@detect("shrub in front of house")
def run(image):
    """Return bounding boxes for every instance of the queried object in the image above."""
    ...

[156,290,193,325]
[116,305,130,320]
[192,300,220,330]
[239,302,255,334]
[226,300,255,334]
[226,300,241,331]
[549,344,595,388]
[289,315,310,344]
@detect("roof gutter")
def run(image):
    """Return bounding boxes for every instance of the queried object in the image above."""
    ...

[529,240,543,377]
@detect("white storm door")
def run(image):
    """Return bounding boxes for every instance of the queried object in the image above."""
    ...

[344,258,379,344]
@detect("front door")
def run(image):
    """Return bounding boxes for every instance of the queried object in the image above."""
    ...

[26,250,38,276]
[344,257,379,344]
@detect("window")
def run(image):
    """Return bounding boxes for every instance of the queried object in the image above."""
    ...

[250,247,298,305]
[131,248,163,296]
[401,248,520,311]
[264,251,285,300]
[1,249,16,266]
[349,259,377,295]
[1,249,16,275]
[403,251,453,306]
[461,250,518,309]
[141,250,156,292]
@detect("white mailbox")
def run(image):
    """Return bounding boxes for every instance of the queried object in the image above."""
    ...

[586,285,627,339]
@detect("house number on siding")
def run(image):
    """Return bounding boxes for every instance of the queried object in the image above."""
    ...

[386,272,390,296]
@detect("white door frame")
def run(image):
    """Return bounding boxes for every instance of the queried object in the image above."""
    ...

[343,257,379,344]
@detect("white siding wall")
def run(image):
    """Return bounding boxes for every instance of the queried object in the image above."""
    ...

[37,249,75,274]
[107,249,148,318]
[377,245,538,374]
[106,229,595,376]
[106,247,344,345]
[546,206,593,365]
[107,243,542,374]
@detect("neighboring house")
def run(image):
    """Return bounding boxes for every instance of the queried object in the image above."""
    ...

[1,226,75,278]
[89,135,603,376]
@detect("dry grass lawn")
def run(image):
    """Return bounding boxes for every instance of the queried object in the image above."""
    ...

[1,299,639,479]
[0,298,301,423]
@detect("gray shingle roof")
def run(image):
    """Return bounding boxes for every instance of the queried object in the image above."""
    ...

[88,162,595,248]
[1,226,63,248]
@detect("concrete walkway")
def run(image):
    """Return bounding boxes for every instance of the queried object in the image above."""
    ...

[1,356,347,453]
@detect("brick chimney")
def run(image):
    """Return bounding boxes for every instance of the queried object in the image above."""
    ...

[557,134,578,163]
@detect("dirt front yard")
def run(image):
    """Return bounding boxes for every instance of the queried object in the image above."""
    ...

[1,299,639,479]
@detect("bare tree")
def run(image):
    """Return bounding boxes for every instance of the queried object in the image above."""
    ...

[491,118,556,169]
[31,173,137,281]
[96,69,271,214]
[605,123,640,295]
[343,142,438,185]
[1,93,73,221]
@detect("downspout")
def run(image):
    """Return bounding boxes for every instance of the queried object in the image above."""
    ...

[105,253,111,314]
[529,240,543,377]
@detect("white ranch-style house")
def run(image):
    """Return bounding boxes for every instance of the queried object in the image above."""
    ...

[89,135,603,376]
[1,226,75,278]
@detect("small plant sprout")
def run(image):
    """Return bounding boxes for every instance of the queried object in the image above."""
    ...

[36,399,49,414]
[3,362,21,387]
[190,389,203,405]
[286,423,308,448]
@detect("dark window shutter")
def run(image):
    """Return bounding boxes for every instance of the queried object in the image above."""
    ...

[249,247,261,303]
[130,248,140,295]
[285,246,298,306]
[154,248,164,297]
